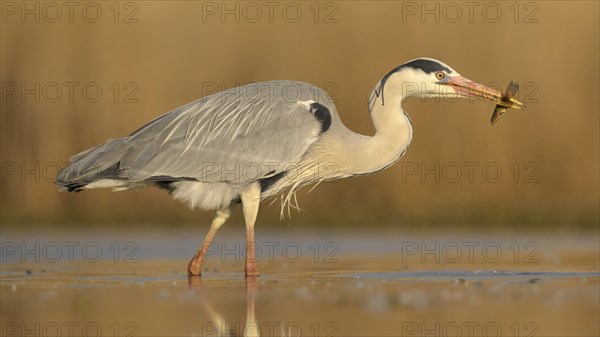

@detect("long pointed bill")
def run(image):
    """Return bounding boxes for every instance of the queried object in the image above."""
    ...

[447,76,526,110]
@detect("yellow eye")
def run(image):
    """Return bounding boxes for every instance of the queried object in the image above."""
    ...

[435,72,445,80]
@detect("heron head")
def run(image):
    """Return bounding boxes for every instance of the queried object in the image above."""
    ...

[374,57,525,109]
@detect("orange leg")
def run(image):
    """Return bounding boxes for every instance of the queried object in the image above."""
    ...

[187,208,230,277]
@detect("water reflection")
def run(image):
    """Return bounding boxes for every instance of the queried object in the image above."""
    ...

[189,277,260,337]
[245,278,260,337]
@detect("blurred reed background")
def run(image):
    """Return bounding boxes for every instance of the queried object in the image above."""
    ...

[1,1,598,229]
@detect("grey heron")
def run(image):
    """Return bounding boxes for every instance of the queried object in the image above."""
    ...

[56,58,524,277]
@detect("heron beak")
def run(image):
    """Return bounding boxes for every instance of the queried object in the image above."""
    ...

[446,76,526,109]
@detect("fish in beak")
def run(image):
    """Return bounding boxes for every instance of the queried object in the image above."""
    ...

[490,81,523,125]
[446,76,526,124]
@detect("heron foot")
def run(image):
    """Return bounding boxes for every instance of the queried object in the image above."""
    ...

[187,257,202,277]
[245,265,260,278]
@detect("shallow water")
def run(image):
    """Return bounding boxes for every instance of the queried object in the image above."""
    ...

[1,230,598,336]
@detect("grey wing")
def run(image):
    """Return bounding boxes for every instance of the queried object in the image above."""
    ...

[58,81,334,189]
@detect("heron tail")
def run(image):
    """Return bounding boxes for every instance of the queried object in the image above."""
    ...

[56,138,130,192]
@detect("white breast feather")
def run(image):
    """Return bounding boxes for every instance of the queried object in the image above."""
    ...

[171,181,241,210]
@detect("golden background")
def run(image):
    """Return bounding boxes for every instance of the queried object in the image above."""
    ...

[1,1,598,228]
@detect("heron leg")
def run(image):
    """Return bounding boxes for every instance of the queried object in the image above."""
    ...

[187,207,231,277]
[240,184,261,277]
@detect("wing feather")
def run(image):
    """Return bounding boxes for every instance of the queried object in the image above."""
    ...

[58,81,336,189]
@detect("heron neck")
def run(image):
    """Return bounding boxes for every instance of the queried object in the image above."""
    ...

[340,95,413,176]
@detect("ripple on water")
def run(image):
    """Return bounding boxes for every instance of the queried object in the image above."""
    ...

[344,270,600,282]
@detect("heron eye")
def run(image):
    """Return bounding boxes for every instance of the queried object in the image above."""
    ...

[435,72,445,80]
